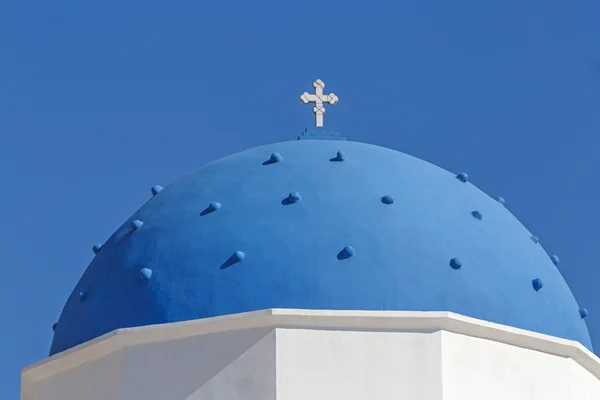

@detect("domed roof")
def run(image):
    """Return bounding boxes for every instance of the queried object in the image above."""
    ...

[50,139,592,355]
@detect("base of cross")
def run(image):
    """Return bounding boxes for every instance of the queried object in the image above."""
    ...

[297,127,346,141]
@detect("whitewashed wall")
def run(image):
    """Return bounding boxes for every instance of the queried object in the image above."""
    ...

[22,310,600,400]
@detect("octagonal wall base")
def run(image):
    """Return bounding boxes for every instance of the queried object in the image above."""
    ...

[22,309,600,400]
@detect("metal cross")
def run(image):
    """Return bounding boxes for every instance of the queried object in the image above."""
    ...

[300,79,338,127]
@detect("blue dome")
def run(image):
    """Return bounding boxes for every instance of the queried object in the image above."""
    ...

[50,139,592,355]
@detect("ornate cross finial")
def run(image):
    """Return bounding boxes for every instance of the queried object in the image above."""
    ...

[300,79,338,127]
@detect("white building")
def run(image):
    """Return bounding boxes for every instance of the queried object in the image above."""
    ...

[22,80,600,399]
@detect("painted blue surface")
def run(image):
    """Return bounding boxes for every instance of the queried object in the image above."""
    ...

[50,139,592,355]
[298,127,345,141]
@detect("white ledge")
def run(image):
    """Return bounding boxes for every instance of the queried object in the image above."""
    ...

[22,309,600,383]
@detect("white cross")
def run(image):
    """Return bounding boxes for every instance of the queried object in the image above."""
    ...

[300,79,338,127]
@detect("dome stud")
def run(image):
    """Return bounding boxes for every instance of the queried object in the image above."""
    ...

[78,291,88,302]
[381,195,394,205]
[550,255,560,266]
[579,308,589,319]
[52,322,57,332]
[151,185,164,196]
[221,251,246,269]
[92,244,103,254]
[530,235,540,244]
[456,172,469,182]
[449,258,462,270]
[201,201,222,215]
[337,245,355,260]
[264,152,283,165]
[532,278,544,291]
[283,192,302,205]
[496,196,506,205]
[131,219,144,231]
[208,201,221,211]
[140,268,153,282]
[471,210,483,220]
[331,151,346,162]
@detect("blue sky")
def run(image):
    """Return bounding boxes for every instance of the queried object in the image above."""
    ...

[1,0,599,397]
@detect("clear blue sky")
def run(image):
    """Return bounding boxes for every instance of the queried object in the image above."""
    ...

[1,0,599,397]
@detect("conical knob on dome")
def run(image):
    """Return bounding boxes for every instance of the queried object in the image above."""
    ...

[131,220,144,231]
[140,268,153,282]
[151,185,164,196]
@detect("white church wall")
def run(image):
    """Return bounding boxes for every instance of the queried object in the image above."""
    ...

[31,350,124,400]
[276,328,600,400]
[22,310,600,400]
[441,330,574,400]
[276,328,444,400]
[27,327,275,400]
[120,327,276,400]
[566,358,600,399]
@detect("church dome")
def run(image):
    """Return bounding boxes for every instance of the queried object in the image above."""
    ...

[50,138,592,355]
